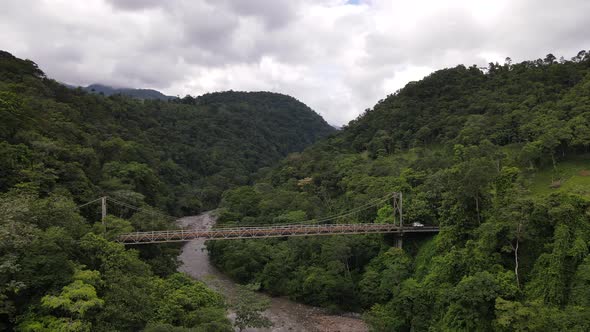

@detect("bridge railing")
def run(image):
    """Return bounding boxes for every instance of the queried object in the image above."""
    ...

[118,223,439,244]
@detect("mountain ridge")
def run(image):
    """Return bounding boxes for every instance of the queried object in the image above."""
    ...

[69,83,177,100]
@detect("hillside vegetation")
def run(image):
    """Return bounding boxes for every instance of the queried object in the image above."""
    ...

[0,50,333,331]
[0,50,334,214]
[208,52,590,330]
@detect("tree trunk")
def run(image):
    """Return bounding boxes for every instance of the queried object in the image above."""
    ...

[345,259,352,281]
[475,195,481,225]
[512,222,523,289]
[514,238,520,288]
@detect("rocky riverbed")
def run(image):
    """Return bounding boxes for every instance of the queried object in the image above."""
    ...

[177,212,368,332]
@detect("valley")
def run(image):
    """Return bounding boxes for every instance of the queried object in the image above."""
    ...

[177,212,368,332]
[1,49,590,331]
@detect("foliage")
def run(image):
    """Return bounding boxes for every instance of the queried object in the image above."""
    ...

[2,49,590,331]
[207,51,590,330]
[232,284,272,331]
[0,50,333,330]
[0,50,334,214]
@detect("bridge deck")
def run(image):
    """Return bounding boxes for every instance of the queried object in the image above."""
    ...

[118,223,439,244]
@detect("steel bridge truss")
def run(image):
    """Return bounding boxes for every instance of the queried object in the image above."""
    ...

[118,223,439,244]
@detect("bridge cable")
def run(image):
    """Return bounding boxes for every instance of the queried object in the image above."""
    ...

[75,197,104,209]
[309,192,395,223]
[75,191,397,229]
[216,192,396,228]
[105,197,178,221]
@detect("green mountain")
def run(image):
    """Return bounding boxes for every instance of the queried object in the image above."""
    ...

[0,50,335,331]
[2,47,590,331]
[80,83,176,100]
[0,50,335,214]
[207,51,590,330]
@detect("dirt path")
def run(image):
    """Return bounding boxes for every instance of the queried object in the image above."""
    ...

[177,212,369,332]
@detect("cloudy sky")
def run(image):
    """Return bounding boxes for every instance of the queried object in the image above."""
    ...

[1,0,589,125]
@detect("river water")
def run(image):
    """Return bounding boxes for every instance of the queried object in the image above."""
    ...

[177,212,368,332]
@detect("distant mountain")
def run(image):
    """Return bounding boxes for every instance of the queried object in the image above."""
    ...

[79,83,176,100]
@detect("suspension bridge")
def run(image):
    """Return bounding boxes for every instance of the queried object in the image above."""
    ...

[78,193,439,245]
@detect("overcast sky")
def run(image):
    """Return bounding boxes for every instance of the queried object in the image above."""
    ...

[1,0,589,125]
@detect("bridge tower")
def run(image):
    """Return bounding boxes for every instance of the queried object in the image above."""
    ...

[392,192,403,248]
[101,196,107,236]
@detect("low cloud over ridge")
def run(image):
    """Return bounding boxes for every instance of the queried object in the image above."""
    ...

[1,0,589,125]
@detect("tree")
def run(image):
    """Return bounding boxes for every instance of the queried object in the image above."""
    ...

[151,273,231,330]
[544,53,557,65]
[359,248,411,305]
[233,284,272,331]
[92,215,133,241]
[274,210,306,223]
[220,187,261,219]
[0,193,38,328]
[441,271,512,331]
[569,114,590,150]
[570,256,590,306]
[492,195,533,289]
[495,298,590,331]
[374,205,394,224]
[19,269,104,332]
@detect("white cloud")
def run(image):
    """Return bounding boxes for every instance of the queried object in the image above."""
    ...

[0,0,589,125]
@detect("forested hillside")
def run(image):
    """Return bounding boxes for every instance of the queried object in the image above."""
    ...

[208,51,590,330]
[0,50,333,331]
[0,50,334,214]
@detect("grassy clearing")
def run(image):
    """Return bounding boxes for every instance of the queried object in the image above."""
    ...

[525,156,590,198]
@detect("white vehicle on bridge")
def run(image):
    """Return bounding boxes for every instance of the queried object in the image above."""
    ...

[411,222,424,227]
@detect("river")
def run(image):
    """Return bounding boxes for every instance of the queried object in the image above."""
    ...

[177,212,369,332]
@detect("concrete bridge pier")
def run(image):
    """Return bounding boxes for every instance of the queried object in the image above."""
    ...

[393,233,403,248]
